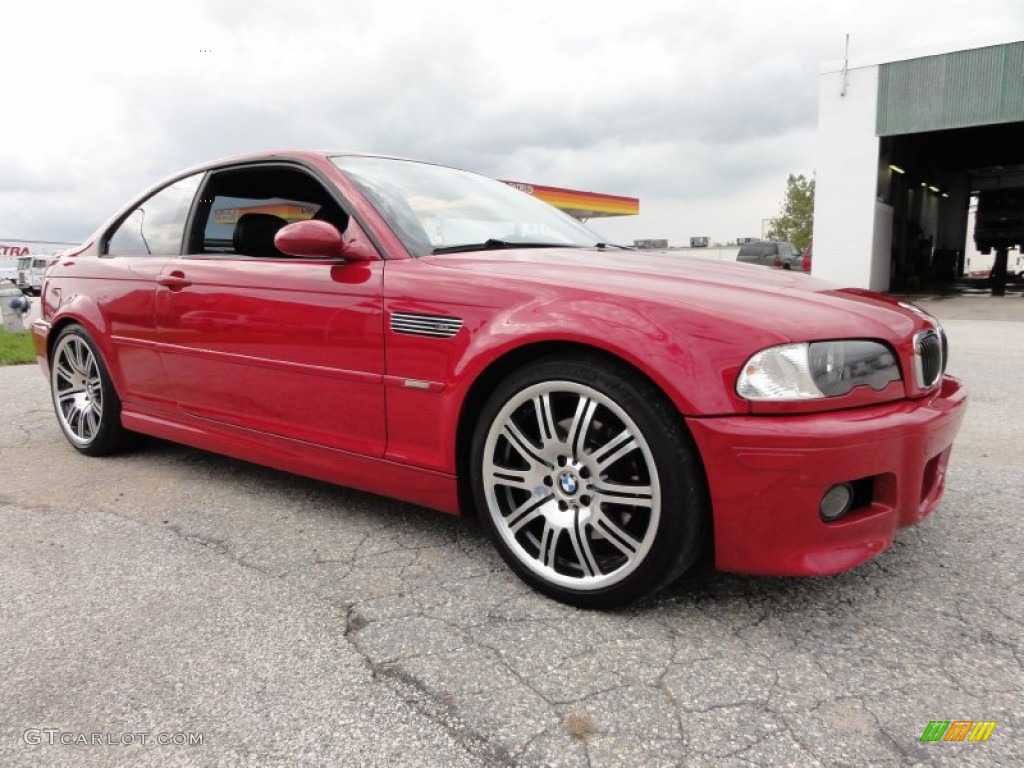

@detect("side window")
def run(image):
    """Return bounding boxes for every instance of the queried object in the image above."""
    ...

[107,173,203,256]
[201,196,323,255]
[191,166,350,257]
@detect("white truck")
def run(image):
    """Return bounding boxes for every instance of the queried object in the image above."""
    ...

[1,239,77,293]
[16,255,50,296]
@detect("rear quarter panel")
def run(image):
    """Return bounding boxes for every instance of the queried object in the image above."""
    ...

[39,252,172,408]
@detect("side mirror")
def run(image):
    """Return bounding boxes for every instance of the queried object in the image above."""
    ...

[274,220,378,262]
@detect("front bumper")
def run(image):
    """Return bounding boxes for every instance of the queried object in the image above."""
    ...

[687,375,967,576]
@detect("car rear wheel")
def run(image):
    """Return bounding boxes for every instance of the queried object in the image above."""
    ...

[50,325,134,456]
[470,354,707,607]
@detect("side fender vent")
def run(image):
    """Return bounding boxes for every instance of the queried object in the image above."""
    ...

[391,311,463,339]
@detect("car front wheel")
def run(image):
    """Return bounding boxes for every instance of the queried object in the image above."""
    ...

[470,354,708,607]
[50,325,134,456]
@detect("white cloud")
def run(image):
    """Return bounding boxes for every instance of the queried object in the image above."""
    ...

[1,0,1021,244]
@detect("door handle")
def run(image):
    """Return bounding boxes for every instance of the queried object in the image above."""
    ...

[158,272,192,290]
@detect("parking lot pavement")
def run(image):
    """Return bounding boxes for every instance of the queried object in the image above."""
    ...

[1,296,1021,767]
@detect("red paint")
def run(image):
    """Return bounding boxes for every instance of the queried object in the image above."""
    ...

[32,150,969,577]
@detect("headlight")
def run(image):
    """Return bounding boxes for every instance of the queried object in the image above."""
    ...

[737,341,901,400]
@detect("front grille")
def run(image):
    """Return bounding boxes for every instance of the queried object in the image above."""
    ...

[391,311,463,339]
[914,329,943,388]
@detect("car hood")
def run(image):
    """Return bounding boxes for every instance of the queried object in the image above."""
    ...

[424,248,921,344]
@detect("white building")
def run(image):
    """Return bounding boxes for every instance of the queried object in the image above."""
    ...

[813,35,1024,291]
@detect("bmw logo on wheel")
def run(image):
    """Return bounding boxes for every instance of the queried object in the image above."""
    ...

[558,472,579,496]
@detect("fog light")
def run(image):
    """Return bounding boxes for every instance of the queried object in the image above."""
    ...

[820,483,854,522]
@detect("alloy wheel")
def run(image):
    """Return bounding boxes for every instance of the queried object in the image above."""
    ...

[481,381,661,591]
[52,334,104,447]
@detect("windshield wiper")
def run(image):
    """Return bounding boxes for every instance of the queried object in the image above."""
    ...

[595,242,635,250]
[432,239,577,254]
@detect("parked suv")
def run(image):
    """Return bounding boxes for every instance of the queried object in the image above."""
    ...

[736,241,802,270]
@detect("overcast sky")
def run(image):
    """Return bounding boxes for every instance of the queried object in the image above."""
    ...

[2,0,1022,247]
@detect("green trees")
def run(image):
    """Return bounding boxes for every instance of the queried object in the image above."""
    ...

[766,174,815,250]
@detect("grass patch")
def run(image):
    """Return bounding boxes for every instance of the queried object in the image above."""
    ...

[0,328,36,365]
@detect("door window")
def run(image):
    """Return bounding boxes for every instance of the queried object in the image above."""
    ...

[189,165,350,257]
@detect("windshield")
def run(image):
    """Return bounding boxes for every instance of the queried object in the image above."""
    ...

[331,155,607,257]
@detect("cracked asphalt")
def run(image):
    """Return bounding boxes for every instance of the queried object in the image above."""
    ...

[1,295,1021,767]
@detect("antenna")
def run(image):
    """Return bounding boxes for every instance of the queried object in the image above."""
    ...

[841,33,850,97]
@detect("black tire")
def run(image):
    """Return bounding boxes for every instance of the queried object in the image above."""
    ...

[469,353,708,608]
[49,325,135,456]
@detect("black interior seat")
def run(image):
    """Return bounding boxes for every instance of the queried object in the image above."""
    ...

[232,213,288,257]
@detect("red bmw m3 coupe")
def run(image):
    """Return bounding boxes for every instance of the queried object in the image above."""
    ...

[33,151,967,606]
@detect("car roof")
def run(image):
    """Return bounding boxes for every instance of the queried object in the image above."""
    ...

[173,150,453,178]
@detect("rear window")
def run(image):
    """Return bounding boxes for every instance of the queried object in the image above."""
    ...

[107,173,203,256]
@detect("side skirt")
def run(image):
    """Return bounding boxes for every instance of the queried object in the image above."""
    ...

[120,406,461,515]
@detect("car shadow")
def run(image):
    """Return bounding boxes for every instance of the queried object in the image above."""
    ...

[125,436,927,619]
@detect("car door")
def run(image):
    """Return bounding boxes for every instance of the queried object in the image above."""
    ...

[153,163,386,457]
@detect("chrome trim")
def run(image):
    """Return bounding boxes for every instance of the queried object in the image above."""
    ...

[391,311,463,339]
